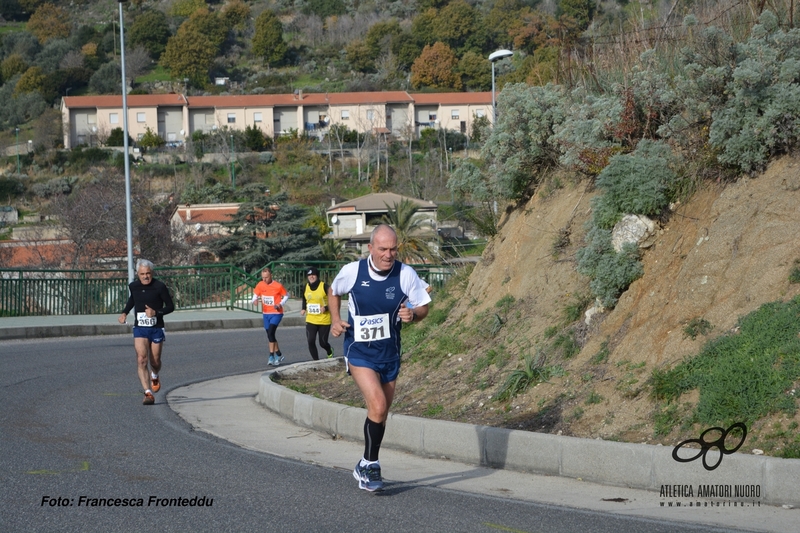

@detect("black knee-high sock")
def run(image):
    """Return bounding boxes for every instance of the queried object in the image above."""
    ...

[364,417,385,462]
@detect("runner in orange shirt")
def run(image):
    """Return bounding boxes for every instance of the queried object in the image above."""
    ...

[251,267,289,366]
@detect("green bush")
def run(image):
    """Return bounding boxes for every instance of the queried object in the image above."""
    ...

[590,140,679,229]
[708,11,800,172]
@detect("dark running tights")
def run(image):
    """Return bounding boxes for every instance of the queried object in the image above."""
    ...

[364,417,386,462]
[306,323,332,360]
[266,324,278,343]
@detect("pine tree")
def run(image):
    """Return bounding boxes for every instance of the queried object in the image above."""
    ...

[209,193,320,272]
[252,10,287,66]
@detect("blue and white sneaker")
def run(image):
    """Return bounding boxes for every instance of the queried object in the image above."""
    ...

[276,354,284,365]
[268,355,275,366]
[353,461,384,492]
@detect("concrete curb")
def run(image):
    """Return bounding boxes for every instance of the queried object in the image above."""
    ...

[0,316,307,341]
[258,359,800,508]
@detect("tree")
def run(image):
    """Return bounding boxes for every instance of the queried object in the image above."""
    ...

[88,62,122,94]
[32,108,62,151]
[432,0,478,53]
[161,25,218,86]
[244,124,271,151]
[221,0,250,31]
[186,8,228,51]
[27,3,71,45]
[14,66,47,96]
[208,192,320,272]
[106,127,134,147]
[252,10,287,66]
[124,46,153,82]
[128,9,172,60]
[139,127,166,151]
[381,199,438,263]
[301,0,346,18]
[44,172,129,269]
[458,51,491,91]
[1,54,29,81]
[411,42,462,90]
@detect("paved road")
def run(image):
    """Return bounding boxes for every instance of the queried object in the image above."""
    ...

[1,327,759,532]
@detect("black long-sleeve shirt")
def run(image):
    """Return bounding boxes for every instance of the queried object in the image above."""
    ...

[121,278,174,328]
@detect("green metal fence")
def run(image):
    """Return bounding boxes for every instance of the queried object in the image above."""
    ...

[0,261,455,317]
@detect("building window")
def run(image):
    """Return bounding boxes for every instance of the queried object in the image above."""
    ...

[109,113,119,124]
[475,110,485,118]
[137,112,146,123]
[451,110,460,120]
[137,133,144,141]
[341,110,350,120]
[227,113,236,124]
[254,112,262,123]
[367,110,374,121]
[428,112,437,121]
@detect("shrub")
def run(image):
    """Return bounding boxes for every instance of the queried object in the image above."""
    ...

[591,139,679,229]
[650,296,800,427]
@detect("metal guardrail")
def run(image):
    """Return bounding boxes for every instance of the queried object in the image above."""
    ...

[0,261,454,317]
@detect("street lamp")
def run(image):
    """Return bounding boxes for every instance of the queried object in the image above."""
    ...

[230,135,236,188]
[15,127,20,175]
[118,0,134,283]
[488,49,513,125]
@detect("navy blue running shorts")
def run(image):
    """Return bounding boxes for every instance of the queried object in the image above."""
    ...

[346,357,400,384]
[133,327,165,343]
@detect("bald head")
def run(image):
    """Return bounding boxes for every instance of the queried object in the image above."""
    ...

[368,224,399,272]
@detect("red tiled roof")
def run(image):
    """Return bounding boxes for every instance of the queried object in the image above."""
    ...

[63,94,188,108]
[173,205,239,224]
[0,239,127,268]
[411,92,492,105]
[62,91,491,112]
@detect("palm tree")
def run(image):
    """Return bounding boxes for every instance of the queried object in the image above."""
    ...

[320,238,359,262]
[381,199,439,264]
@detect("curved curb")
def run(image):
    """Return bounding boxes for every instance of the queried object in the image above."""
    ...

[257,360,800,507]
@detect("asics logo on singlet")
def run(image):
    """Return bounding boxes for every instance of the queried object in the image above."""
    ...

[360,317,385,326]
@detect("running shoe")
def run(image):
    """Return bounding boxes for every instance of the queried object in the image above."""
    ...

[275,354,284,365]
[327,350,334,359]
[150,377,160,393]
[143,391,155,405]
[353,462,384,492]
[268,355,275,366]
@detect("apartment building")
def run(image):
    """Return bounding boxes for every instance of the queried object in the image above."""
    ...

[60,91,492,149]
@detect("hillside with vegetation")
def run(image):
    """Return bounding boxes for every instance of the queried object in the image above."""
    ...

[281,2,800,457]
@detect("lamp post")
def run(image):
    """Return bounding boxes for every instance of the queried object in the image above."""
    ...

[118,0,134,283]
[488,49,513,126]
[230,134,236,188]
[15,127,20,175]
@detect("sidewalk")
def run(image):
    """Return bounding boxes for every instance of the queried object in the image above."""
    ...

[170,370,796,533]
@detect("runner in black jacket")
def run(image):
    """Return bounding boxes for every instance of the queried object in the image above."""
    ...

[118,259,174,405]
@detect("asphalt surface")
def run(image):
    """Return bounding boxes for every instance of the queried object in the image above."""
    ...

[0,319,794,532]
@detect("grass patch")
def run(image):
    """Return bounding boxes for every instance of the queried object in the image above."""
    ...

[135,65,173,83]
[683,317,713,340]
[590,340,610,364]
[422,404,444,417]
[651,296,800,427]
[585,390,603,404]
[789,259,800,284]
[495,351,558,401]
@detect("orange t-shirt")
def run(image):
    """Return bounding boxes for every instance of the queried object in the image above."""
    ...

[254,280,288,314]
